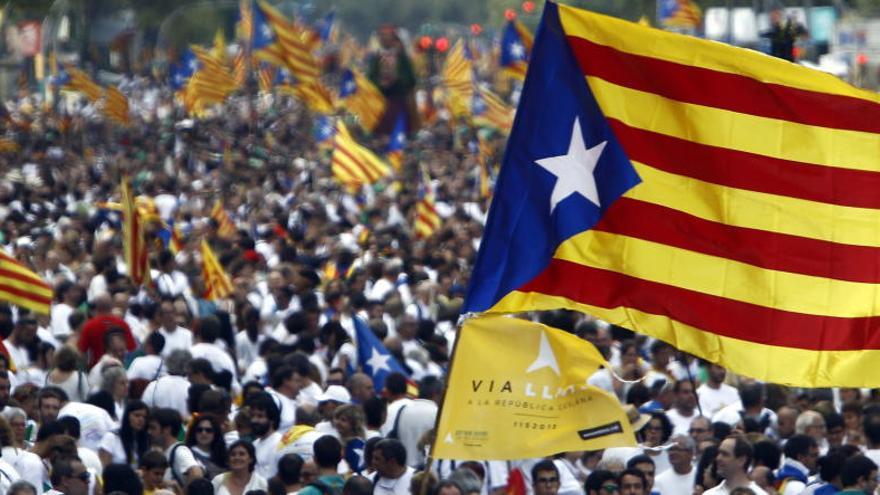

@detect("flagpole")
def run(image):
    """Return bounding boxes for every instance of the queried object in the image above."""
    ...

[419,312,472,495]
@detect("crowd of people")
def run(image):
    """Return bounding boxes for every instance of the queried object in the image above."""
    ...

[0,19,876,495]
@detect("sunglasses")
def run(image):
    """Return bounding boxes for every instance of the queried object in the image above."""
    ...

[601,484,619,493]
[536,477,559,484]
[195,427,215,434]
[71,472,90,482]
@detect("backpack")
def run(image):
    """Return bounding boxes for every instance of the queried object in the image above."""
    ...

[168,443,186,486]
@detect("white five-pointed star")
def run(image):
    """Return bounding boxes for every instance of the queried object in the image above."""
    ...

[509,41,525,59]
[525,330,561,376]
[535,117,606,213]
[366,348,391,373]
[261,24,273,39]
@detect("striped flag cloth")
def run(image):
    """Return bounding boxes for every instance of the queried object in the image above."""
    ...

[286,79,335,114]
[659,0,702,29]
[386,113,406,171]
[338,68,386,133]
[211,200,237,238]
[472,87,513,131]
[331,121,390,187]
[201,240,233,300]
[477,137,493,199]
[442,40,475,117]
[121,179,151,287]
[257,1,321,83]
[414,166,441,239]
[0,250,52,315]
[103,86,130,125]
[62,67,104,102]
[257,63,276,93]
[183,46,237,112]
[464,2,880,388]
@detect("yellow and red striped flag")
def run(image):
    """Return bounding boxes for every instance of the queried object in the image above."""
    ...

[660,0,702,29]
[121,179,151,287]
[442,40,474,117]
[466,2,880,387]
[103,86,130,126]
[62,67,103,102]
[285,79,335,114]
[0,250,52,315]
[201,240,233,300]
[414,166,441,239]
[184,46,237,112]
[211,200,237,238]
[477,137,493,199]
[338,68,386,133]
[331,121,390,187]
[257,1,321,83]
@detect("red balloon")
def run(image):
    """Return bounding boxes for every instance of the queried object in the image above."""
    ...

[435,37,450,53]
[505,8,517,21]
[418,35,433,51]
[522,1,535,13]
[470,23,482,35]
[857,52,869,65]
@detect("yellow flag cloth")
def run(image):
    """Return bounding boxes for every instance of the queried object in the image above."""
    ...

[433,315,635,460]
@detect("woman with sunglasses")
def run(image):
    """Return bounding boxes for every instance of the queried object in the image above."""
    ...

[98,400,150,467]
[185,414,228,479]
[212,440,267,495]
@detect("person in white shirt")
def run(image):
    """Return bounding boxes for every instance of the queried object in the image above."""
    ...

[50,282,81,340]
[654,434,697,495]
[4,314,37,375]
[154,251,192,300]
[697,364,740,418]
[156,300,193,357]
[372,438,416,495]
[211,440,268,495]
[665,379,699,436]
[380,373,413,436]
[127,332,166,381]
[247,392,283,479]
[266,363,301,432]
[189,316,237,387]
[142,350,193,418]
[704,436,768,495]
[148,408,204,486]
[775,435,818,495]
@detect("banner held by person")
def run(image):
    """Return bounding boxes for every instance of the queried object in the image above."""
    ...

[432,315,634,460]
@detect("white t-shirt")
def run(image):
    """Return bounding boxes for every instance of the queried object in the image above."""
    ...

[253,431,282,479]
[697,383,740,418]
[0,458,20,495]
[1,446,42,491]
[159,327,194,357]
[654,467,696,495]
[381,398,413,436]
[142,375,191,417]
[164,443,201,483]
[665,408,698,436]
[98,431,128,464]
[211,472,268,495]
[703,480,768,495]
[296,382,323,407]
[191,343,236,377]
[267,388,297,432]
[58,402,115,451]
[50,303,74,338]
[127,355,165,380]
[373,466,416,495]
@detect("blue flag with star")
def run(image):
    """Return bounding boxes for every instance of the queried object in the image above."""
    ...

[169,49,197,91]
[501,20,529,78]
[353,316,409,393]
[463,2,641,313]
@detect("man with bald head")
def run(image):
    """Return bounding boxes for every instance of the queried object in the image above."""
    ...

[347,373,375,404]
[77,292,135,368]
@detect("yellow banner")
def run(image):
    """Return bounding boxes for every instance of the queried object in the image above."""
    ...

[433,316,635,460]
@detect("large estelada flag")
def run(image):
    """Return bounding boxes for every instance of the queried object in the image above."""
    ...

[121,179,151,287]
[464,2,880,388]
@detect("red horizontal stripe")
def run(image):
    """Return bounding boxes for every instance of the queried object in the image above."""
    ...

[0,284,52,306]
[334,146,369,179]
[567,35,880,134]
[608,119,880,208]
[596,198,880,284]
[0,266,50,289]
[610,120,880,209]
[520,259,880,351]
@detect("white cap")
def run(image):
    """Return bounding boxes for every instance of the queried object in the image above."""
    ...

[315,385,351,404]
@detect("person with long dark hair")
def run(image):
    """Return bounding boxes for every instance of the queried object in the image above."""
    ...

[186,414,228,479]
[97,400,149,467]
